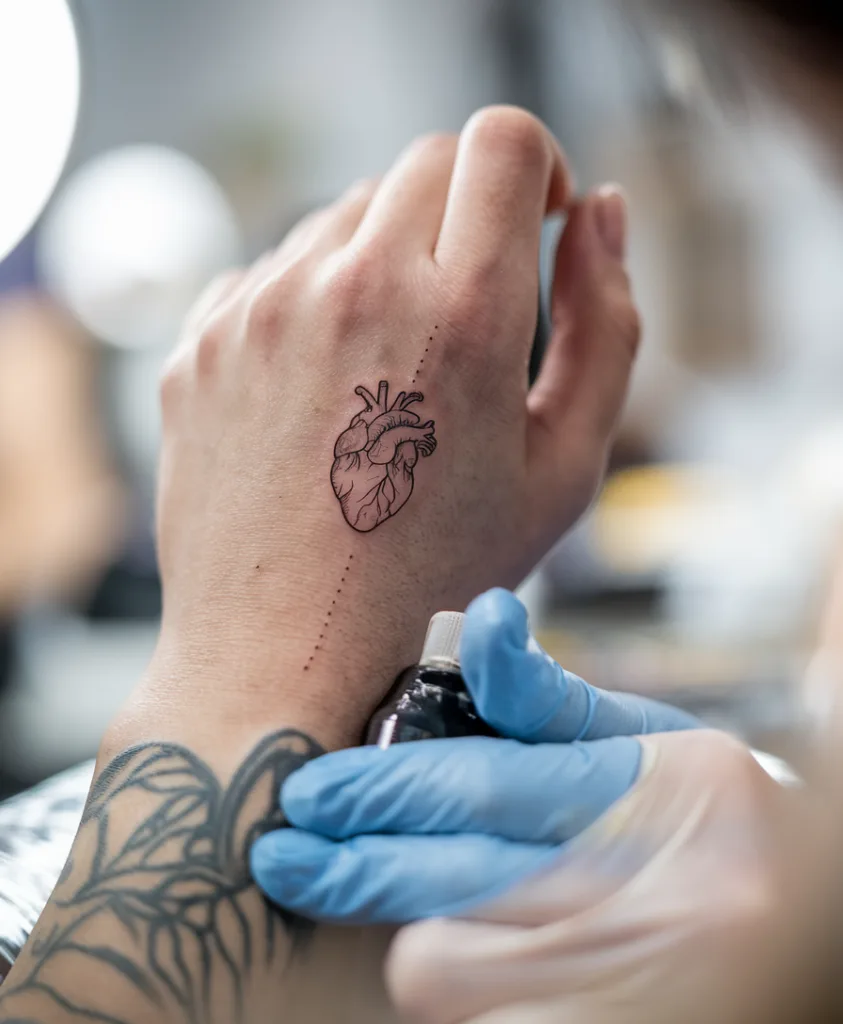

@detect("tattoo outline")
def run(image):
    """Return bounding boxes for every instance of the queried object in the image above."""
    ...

[331,380,437,533]
[0,730,323,1024]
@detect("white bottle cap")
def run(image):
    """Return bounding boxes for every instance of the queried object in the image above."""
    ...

[420,611,464,671]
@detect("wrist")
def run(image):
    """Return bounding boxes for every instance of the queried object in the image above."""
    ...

[140,543,483,755]
[109,614,425,758]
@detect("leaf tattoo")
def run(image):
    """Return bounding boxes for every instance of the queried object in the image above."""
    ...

[0,730,324,1024]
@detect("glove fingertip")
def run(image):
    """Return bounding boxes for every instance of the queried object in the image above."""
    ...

[461,591,570,740]
[464,589,529,646]
[250,831,282,879]
[250,830,335,906]
[250,832,294,893]
[462,590,529,716]
[281,747,386,827]
[280,768,324,828]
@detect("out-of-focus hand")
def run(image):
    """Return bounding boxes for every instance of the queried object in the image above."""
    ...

[144,107,642,745]
[253,589,791,1024]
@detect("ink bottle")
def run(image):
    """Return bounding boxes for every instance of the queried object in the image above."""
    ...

[366,611,498,747]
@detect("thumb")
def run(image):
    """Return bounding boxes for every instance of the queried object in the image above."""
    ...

[527,186,640,475]
[461,588,700,742]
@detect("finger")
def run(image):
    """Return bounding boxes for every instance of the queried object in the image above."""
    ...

[462,589,700,743]
[273,179,379,268]
[182,268,246,332]
[280,735,641,844]
[387,917,533,1024]
[316,177,380,248]
[171,269,248,366]
[353,134,459,254]
[250,829,556,925]
[388,917,593,1024]
[435,107,572,277]
[527,186,639,457]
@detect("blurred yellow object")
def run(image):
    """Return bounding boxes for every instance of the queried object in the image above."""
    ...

[593,464,723,575]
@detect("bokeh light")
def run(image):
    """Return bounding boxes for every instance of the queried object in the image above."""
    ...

[38,146,242,349]
[0,0,80,263]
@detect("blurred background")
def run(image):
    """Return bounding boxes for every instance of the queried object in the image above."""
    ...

[1,0,840,796]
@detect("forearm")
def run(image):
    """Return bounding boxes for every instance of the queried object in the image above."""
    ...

[0,650,402,1024]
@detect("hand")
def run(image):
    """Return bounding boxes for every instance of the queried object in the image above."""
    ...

[252,589,791,1023]
[144,106,641,748]
[250,587,700,921]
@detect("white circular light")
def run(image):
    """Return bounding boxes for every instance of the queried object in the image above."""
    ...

[0,0,80,264]
[38,146,242,349]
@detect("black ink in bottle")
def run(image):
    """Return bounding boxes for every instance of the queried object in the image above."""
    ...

[366,612,498,747]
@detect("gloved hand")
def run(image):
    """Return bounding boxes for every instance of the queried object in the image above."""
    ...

[252,588,699,922]
[251,589,790,1023]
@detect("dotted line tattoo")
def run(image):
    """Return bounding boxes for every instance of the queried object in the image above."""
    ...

[307,327,440,672]
[411,325,438,386]
[304,554,355,672]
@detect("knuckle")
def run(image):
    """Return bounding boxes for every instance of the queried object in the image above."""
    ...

[465,105,549,170]
[320,247,391,322]
[438,244,530,320]
[187,269,242,326]
[440,269,509,338]
[341,176,378,203]
[728,872,779,932]
[681,731,778,821]
[194,320,228,377]
[282,208,323,245]
[694,739,781,926]
[617,300,642,357]
[698,730,758,779]
[243,277,292,349]
[387,921,456,1020]
[207,267,242,298]
[605,285,642,361]
[404,131,456,164]
[159,352,188,415]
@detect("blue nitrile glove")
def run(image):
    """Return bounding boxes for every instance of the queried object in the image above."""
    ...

[250,588,700,925]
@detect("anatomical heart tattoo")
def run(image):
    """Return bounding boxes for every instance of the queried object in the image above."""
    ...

[331,381,437,533]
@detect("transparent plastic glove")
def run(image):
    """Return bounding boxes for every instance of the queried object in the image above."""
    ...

[385,728,789,1024]
[252,589,700,923]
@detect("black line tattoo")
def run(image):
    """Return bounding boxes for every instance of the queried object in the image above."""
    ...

[0,730,323,1024]
[305,554,355,671]
[410,336,433,387]
[331,380,437,533]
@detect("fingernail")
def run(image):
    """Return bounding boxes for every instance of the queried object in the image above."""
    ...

[594,184,628,262]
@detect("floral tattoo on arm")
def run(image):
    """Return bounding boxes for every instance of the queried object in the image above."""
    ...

[0,731,323,1024]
